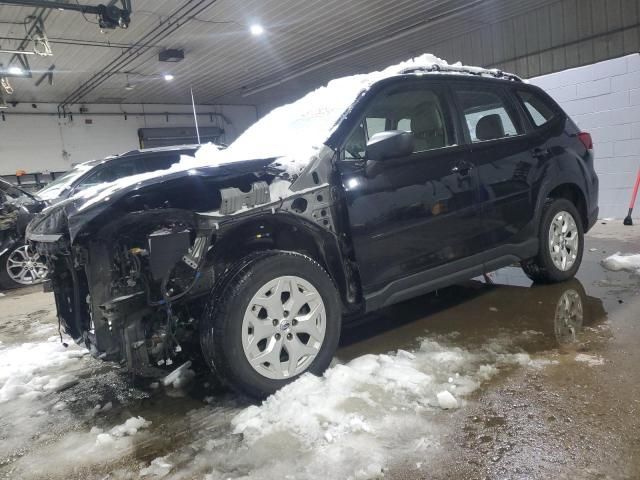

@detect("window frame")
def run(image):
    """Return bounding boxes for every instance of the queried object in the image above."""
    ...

[450,81,527,146]
[512,86,562,131]
[338,78,463,161]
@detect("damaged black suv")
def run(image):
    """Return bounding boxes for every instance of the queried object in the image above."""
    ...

[27,59,599,398]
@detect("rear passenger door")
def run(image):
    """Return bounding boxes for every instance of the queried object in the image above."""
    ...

[452,83,537,249]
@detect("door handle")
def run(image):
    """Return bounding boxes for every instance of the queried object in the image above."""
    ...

[531,147,550,158]
[451,162,473,176]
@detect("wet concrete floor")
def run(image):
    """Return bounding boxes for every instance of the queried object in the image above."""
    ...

[0,222,638,479]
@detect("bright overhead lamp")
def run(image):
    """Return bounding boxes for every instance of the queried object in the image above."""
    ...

[163,74,175,81]
[249,23,264,36]
[7,66,24,76]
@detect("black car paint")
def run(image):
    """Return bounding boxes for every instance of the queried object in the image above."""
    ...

[26,73,599,372]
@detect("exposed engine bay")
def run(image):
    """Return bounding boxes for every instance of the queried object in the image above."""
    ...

[27,152,354,377]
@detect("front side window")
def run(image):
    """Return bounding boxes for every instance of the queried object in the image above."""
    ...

[455,89,522,143]
[343,85,452,159]
[516,90,556,127]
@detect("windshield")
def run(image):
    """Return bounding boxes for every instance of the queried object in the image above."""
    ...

[37,163,94,200]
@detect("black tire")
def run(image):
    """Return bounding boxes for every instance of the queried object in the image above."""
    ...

[521,198,584,284]
[200,250,341,399]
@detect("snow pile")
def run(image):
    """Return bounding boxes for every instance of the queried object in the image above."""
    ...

[8,416,152,478]
[602,252,640,275]
[0,338,87,403]
[94,416,151,447]
[223,337,534,479]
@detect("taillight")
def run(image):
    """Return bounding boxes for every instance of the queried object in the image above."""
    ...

[578,132,593,150]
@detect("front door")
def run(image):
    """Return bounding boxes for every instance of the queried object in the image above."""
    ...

[339,81,483,296]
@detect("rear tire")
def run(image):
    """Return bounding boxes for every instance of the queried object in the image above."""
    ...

[200,251,341,399]
[521,198,584,283]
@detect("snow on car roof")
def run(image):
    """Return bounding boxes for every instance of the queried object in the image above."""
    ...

[75,53,500,212]
[192,53,516,175]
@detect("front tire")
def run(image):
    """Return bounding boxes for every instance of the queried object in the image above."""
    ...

[200,251,341,399]
[521,198,584,283]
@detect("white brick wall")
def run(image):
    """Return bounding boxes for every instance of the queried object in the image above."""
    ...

[530,54,640,219]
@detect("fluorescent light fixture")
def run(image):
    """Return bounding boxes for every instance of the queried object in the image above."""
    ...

[163,74,175,81]
[249,23,264,36]
[7,66,24,75]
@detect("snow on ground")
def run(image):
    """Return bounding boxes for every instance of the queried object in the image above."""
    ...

[79,336,536,480]
[602,252,640,275]
[0,336,88,403]
[575,353,605,366]
[1,288,554,480]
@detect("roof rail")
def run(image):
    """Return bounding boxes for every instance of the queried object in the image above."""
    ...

[399,64,523,82]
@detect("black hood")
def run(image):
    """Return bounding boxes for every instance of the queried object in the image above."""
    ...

[28,158,279,243]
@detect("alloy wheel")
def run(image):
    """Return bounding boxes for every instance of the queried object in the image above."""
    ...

[548,211,579,272]
[241,275,326,380]
[6,244,48,286]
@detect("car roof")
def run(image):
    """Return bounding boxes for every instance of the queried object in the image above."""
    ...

[77,144,201,169]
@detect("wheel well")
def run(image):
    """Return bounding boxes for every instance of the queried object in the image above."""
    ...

[216,222,322,268]
[548,183,588,229]
[212,218,356,309]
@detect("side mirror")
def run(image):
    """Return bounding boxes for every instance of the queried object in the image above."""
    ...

[365,130,414,162]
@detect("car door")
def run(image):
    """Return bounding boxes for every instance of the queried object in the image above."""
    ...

[339,80,484,297]
[451,83,537,249]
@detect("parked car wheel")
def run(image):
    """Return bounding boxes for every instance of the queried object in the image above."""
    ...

[0,243,48,289]
[521,198,584,284]
[201,251,341,399]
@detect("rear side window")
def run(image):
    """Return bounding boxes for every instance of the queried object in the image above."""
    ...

[516,90,557,127]
[454,89,523,142]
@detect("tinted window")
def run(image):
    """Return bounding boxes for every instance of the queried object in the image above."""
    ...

[141,153,182,173]
[344,85,452,159]
[455,89,522,142]
[75,158,140,191]
[517,90,556,127]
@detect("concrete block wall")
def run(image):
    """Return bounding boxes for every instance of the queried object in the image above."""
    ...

[530,54,640,219]
[0,103,257,176]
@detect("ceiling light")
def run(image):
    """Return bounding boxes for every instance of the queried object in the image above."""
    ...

[124,83,136,91]
[249,23,264,36]
[163,74,174,81]
[7,66,24,76]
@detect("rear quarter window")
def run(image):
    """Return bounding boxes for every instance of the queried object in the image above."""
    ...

[516,90,557,127]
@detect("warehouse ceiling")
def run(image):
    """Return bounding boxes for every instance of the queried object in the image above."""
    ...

[0,0,638,110]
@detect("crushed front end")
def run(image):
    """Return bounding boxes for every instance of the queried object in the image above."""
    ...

[27,202,218,375]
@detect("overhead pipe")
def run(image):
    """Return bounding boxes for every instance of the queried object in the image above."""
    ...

[58,0,221,109]
[239,0,486,98]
